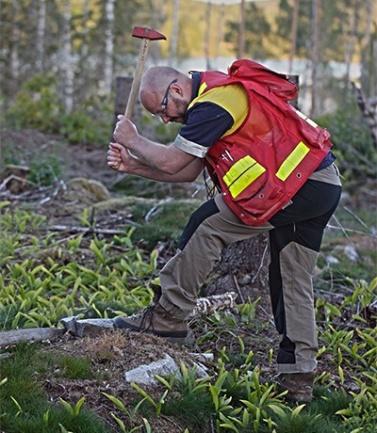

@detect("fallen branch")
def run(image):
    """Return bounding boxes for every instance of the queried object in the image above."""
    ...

[0,292,239,345]
[0,327,64,347]
[46,223,139,235]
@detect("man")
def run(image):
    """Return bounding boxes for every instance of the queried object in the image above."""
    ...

[107,60,341,402]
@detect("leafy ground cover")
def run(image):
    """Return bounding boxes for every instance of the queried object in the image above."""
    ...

[0,129,376,432]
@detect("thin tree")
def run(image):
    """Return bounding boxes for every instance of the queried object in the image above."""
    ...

[214,2,225,61]
[10,0,20,85]
[204,0,212,69]
[36,0,46,72]
[61,0,74,113]
[239,0,245,58]
[288,0,299,75]
[169,0,180,66]
[310,0,320,117]
[103,0,115,94]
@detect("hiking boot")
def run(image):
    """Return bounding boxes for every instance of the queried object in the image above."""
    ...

[113,303,188,344]
[276,372,315,403]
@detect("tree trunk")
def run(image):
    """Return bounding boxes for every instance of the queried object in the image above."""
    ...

[344,0,358,91]
[169,0,180,66]
[61,0,74,113]
[36,0,46,72]
[102,0,115,94]
[310,0,320,117]
[361,0,376,97]
[288,0,299,75]
[214,2,225,62]
[204,0,212,69]
[205,235,270,301]
[239,0,245,58]
[10,0,20,86]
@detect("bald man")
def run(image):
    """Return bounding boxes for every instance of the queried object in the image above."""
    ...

[107,63,341,402]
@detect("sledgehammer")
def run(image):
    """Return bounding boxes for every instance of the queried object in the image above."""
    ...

[124,26,167,119]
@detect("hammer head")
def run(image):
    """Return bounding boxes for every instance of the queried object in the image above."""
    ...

[132,26,166,41]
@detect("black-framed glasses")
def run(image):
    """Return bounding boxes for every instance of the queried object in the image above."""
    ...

[160,79,178,114]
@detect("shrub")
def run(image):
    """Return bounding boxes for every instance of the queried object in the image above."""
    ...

[5,74,61,132]
[315,99,376,183]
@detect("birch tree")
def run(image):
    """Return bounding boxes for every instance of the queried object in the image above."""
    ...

[60,0,74,113]
[204,0,212,68]
[36,0,46,72]
[169,0,180,66]
[310,0,320,117]
[102,0,115,94]
[10,0,20,84]
[288,0,299,75]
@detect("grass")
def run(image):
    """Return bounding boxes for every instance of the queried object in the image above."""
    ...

[0,344,109,433]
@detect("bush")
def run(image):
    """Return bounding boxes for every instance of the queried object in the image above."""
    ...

[315,99,376,183]
[5,74,61,132]
[5,74,113,145]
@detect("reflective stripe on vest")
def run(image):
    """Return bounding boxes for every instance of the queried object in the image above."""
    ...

[276,141,310,181]
[223,141,310,198]
[223,155,266,198]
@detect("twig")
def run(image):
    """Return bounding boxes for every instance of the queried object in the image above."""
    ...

[343,205,371,231]
[144,198,172,223]
[326,224,375,237]
[46,224,139,235]
[251,243,269,284]
[0,175,36,192]
[231,273,245,303]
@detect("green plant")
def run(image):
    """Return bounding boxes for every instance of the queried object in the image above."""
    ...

[28,156,61,186]
[5,74,61,132]
[102,392,145,432]
[131,382,169,417]
[315,100,376,182]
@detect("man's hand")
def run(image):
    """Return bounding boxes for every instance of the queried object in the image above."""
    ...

[113,115,138,148]
[107,142,138,172]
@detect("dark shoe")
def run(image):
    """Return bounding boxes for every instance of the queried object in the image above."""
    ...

[113,303,188,344]
[276,372,315,403]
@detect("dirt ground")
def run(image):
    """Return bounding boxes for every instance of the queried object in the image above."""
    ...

[1,128,375,432]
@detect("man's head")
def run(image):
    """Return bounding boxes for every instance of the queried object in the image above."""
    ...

[139,66,192,123]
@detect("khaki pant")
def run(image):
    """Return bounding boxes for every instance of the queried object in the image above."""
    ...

[159,165,341,373]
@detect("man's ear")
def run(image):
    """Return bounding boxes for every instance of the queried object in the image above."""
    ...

[171,83,183,96]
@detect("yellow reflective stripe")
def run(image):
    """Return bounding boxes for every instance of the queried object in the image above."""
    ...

[223,155,266,198]
[276,141,310,181]
[198,82,208,96]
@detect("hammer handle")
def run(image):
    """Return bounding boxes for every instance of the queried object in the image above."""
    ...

[124,38,150,119]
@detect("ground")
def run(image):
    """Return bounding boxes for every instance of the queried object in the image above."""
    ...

[0,128,376,433]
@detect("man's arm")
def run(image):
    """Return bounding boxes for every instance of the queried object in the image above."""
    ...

[113,117,195,174]
[107,142,203,182]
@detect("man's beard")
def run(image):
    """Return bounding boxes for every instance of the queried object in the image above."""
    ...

[169,97,189,123]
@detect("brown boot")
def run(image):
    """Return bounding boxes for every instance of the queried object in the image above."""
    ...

[113,303,188,343]
[276,372,315,403]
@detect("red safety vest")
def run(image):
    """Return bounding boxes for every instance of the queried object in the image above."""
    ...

[198,59,333,225]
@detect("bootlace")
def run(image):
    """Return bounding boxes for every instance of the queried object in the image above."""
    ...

[139,304,157,333]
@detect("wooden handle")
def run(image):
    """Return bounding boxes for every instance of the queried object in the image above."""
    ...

[124,38,150,119]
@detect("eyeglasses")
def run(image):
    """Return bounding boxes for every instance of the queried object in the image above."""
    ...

[160,79,178,115]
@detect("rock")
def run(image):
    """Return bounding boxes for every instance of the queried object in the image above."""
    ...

[124,354,179,385]
[65,178,111,204]
[343,245,359,262]
[326,255,340,265]
[124,354,210,386]
[61,316,114,337]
